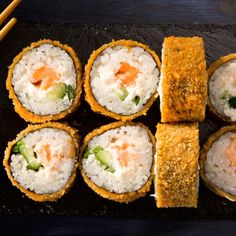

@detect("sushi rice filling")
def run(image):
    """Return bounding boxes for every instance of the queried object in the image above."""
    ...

[209,59,236,121]
[82,125,153,193]
[205,132,236,195]
[10,128,76,194]
[90,45,159,115]
[12,43,77,115]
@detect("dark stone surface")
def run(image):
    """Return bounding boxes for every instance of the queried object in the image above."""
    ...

[0,23,235,219]
[1,0,236,24]
[1,0,236,233]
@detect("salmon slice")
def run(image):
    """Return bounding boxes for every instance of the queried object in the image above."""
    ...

[31,66,60,90]
[37,144,52,166]
[114,143,136,167]
[115,62,139,86]
[225,136,236,167]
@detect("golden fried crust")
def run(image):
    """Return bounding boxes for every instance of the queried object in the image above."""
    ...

[79,121,155,203]
[161,36,207,122]
[207,54,236,122]
[3,122,80,202]
[155,123,199,207]
[200,125,236,201]
[84,40,161,121]
[6,39,83,123]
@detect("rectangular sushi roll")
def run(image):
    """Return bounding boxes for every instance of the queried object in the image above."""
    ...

[159,36,207,122]
[155,123,199,208]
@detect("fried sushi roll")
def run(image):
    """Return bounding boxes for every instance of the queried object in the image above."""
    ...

[80,121,155,203]
[155,123,199,208]
[208,54,236,122]
[7,39,82,123]
[84,40,161,121]
[159,36,207,122]
[200,125,236,201]
[3,122,79,202]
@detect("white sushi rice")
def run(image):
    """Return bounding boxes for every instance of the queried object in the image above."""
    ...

[90,45,159,115]
[12,43,76,115]
[205,132,236,195]
[209,59,236,121]
[10,128,76,194]
[82,125,153,193]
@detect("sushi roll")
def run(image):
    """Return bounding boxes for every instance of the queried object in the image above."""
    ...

[200,125,236,201]
[6,39,82,123]
[159,36,207,122]
[208,54,236,122]
[3,122,79,202]
[80,121,155,203]
[155,123,199,207]
[84,40,161,121]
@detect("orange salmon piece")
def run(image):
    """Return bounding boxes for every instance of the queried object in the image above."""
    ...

[225,137,236,167]
[31,66,59,90]
[115,62,139,86]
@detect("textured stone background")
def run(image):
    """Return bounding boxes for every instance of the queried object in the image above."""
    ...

[0,23,235,218]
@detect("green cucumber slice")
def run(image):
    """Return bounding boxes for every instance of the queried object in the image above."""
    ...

[12,140,42,171]
[83,147,92,159]
[19,146,42,171]
[228,97,236,109]
[112,87,128,101]
[132,95,140,105]
[93,146,115,173]
[47,83,67,99]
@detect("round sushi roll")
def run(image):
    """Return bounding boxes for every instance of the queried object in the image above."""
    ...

[6,39,82,123]
[208,54,236,122]
[200,125,236,201]
[3,122,79,202]
[84,40,161,121]
[79,121,155,203]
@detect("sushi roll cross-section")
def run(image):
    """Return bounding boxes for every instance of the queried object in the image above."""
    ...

[159,36,207,122]
[200,125,236,201]
[84,40,161,121]
[3,122,79,202]
[6,39,82,123]
[208,54,236,122]
[155,123,199,208]
[80,121,155,203]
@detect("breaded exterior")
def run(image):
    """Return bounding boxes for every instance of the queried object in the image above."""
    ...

[79,121,155,203]
[6,39,83,123]
[155,123,199,207]
[160,36,207,122]
[3,122,80,202]
[200,125,236,201]
[207,54,236,122]
[84,39,161,121]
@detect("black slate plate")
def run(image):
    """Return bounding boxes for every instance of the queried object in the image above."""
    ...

[0,23,235,218]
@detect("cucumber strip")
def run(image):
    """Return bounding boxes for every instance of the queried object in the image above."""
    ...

[112,87,128,101]
[93,146,115,173]
[132,95,140,105]
[12,140,42,171]
[228,97,236,108]
[83,147,92,159]
[12,140,25,153]
[47,83,67,99]
[66,85,76,102]
[19,146,42,171]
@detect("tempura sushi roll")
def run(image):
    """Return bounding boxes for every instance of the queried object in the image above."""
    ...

[155,123,199,207]
[84,40,161,121]
[208,54,236,122]
[159,36,207,122]
[3,122,79,202]
[80,121,155,203]
[7,39,82,123]
[200,125,236,201]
